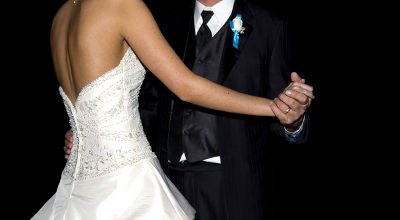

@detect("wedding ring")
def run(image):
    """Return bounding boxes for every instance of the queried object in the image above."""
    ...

[284,108,291,114]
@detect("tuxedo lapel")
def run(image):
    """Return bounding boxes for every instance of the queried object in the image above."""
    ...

[182,17,197,69]
[170,0,255,84]
[221,0,255,84]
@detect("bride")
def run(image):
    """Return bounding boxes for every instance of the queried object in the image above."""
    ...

[32,0,311,219]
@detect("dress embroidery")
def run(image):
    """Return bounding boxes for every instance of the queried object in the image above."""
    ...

[59,48,156,181]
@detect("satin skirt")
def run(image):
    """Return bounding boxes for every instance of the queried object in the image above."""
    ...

[31,157,195,220]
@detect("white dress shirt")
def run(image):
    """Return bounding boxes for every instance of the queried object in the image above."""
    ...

[194,0,235,36]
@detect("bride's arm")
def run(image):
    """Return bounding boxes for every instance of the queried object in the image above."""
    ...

[118,0,274,116]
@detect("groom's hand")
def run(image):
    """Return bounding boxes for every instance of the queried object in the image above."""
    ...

[270,72,315,131]
[64,129,73,159]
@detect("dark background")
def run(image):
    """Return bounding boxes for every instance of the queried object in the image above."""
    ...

[3,0,377,219]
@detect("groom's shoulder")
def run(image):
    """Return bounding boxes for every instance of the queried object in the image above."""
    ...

[156,1,195,33]
[244,0,288,24]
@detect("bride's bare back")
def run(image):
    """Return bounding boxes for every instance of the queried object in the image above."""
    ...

[51,0,129,105]
[51,0,275,116]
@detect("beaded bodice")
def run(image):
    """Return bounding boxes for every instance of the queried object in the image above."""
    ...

[59,47,155,181]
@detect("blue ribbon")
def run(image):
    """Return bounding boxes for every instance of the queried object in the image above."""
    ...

[229,14,242,49]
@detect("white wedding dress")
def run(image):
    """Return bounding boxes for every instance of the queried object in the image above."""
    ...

[32,47,195,220]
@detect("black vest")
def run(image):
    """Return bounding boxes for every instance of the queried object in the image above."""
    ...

[168,21,231,164]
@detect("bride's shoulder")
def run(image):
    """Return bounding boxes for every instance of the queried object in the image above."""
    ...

[83,0,145,16]
[92,0,144,7]
[51,0,147,29]
[52,1,71,23]
[51,2,73,35]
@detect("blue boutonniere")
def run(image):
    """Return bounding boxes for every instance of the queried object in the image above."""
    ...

[229,14,245,49]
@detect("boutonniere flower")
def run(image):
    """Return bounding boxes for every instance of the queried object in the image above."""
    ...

[230,14,245,49]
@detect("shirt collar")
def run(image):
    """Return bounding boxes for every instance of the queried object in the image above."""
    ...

[194,0,235,36]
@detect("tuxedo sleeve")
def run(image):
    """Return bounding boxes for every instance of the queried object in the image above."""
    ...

[138,71,160,148]
[265,18,310,144]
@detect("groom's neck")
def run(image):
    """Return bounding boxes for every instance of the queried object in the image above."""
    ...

[197,0,223,7]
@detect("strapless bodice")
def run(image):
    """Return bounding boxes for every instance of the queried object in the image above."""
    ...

[59,47,155,181]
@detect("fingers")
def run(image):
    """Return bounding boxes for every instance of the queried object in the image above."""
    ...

[65,129,73,142]
[287,82,315,108]
[63,146,71,159]
[65,129,73,146]
[273,73,314,125]
[290,72,306,84]
[271,96,306,125]
[290,72,302,83]
[284,81,315,104]
[64,129,73,159]
[290,72,307,84]
[289,72,314,98]
[269,100,290,123]
[280,92,309,113]
[290,82,314,94]
[273,97,291,114]
[282,92,304,108]
[64,137,73,150]
[64,138,73,148]
[283,74,315,109]
[285,90,311,105]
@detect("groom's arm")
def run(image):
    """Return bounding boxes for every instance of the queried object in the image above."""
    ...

[264,17,312,144]
[138,71,160,148]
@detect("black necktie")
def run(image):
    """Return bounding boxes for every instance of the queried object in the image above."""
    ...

[196,10,214,54]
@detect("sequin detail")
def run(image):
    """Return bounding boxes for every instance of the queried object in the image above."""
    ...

[59,48,156,181]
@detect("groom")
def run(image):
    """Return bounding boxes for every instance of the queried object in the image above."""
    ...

[65,0,313,219]
[138,0,313,219]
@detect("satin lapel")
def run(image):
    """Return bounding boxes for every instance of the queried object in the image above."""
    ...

[221,0,255,84]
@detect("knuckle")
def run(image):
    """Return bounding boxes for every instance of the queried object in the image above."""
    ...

[288,99,296,106]
[301,95,308,103]
[292,86,300,91]
[275,99,284,107]
[297,110,305,116]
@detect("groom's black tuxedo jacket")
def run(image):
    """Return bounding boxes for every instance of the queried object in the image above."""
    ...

[139,0,310,219]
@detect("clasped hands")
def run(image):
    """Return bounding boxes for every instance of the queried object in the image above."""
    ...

[270,72,315,131]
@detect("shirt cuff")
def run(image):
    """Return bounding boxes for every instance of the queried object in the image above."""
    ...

[284,115,305,142]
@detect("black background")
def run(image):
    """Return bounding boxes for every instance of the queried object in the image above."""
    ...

[3,0,378,219]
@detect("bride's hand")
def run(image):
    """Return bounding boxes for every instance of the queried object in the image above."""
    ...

[270,72,315,129]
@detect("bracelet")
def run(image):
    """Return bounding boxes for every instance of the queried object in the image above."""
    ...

[284,115,305,137]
